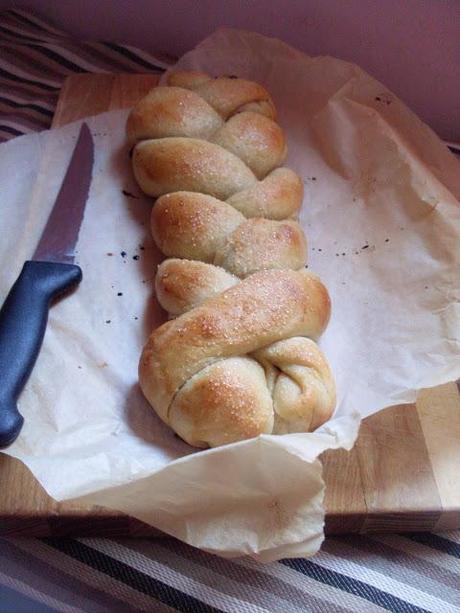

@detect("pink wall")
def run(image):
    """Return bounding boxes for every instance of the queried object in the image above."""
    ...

[5,0,460,140]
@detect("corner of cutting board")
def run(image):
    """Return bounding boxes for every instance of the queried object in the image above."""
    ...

[53,73,161,128]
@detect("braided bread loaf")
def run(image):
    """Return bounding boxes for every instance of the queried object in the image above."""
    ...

[127,71,336,448]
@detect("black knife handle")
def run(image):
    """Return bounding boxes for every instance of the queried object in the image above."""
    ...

[0,260,82,447]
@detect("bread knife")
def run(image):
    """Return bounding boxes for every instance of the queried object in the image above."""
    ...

[0,123,94,447]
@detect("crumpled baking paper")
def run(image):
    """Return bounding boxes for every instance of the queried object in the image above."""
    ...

[1,29,459,562]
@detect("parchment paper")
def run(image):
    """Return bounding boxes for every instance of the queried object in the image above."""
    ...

[1,29,459,562]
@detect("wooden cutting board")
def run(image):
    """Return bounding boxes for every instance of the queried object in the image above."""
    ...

[1,73,459,537]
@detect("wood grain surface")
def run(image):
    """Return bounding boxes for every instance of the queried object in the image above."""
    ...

[1,73,459,537]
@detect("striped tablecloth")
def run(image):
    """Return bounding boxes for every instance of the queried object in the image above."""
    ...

[0,9,459,613]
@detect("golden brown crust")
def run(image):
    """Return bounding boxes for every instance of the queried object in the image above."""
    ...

[151,193,306,277]
[192,77,276,119]
[253,337,336,433]
[133,137,256,199]
[213,219,307,277]
[169,357,274,447]
[139,269,331,425]
[165,73,277,120]
[128,71,336,447]
[226,168,303,219]
[151,191,244,262]
[155,259,238,316]
[210,111,287,179]
[126,86,223,145]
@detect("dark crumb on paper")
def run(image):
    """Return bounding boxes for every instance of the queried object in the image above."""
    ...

[311,177,317,181]
[375,95,392,106]
[133,255,140,261]
[117,292,123,296]
[107,252,113,256]
[400,227,404,231]
[361,244,369,250]
[122,189,140,199]
[385,238,390,243]
[318,248,322,252]
[353,197,357,202]
[425,286,429,290]
[120,251,127,258]
[312,247,315,251]
[142,280,146,284]
[304,264,308,268]
[341,281,346,285]
[78,365,82,369]
[105,320,111,324]
[336,253,339,257]
[342,252,346,256]
[134,316,139,320]
[355,251,359,255]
